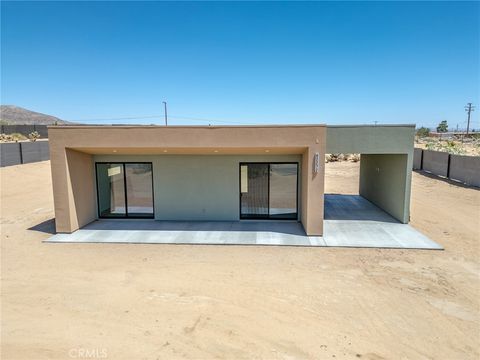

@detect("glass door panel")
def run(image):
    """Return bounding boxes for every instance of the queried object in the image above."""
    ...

[96,162,154,219]
[240,163,269,219]
[96,163,126,217]
[125,163,154,217]
[269,164,298,219]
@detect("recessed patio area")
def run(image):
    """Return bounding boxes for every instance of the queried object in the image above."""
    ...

[45,195,442,249]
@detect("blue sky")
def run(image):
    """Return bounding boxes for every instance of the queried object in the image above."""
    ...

[1,1,479,129]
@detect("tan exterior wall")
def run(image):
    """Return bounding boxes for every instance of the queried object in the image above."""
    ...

[50,147,96,232]
[49,125,326,235]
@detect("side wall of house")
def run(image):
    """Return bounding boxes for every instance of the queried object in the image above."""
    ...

[359,154,409,223]
[49,146,96,232]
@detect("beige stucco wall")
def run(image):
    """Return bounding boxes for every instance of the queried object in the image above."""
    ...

[50,148,96,232]
[48,125,326,235]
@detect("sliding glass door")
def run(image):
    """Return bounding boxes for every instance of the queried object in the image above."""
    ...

[96,162,154,218]
[240,163,298,220]
[240,163,269,219]
[269,163,298,219]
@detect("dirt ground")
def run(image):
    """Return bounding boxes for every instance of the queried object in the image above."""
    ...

[1,160,479,360]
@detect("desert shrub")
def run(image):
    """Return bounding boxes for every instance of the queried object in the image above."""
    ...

[425,140,466,155]
[10,133,26,142]
[350,154,360,162]
[416,127,430,138]
[28,131,40,142]
[326,154,340,162]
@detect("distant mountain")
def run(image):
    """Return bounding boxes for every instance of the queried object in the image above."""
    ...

[0,105,72,125]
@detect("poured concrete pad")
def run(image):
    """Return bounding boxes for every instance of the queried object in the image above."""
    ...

[46,220,326,246]
[45,197,442,249]
[323,194,442,249]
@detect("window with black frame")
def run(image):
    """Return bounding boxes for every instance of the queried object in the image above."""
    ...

[240,163,298,220]
[96,162,154,218]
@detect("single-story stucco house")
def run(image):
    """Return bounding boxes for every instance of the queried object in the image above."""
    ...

[48,124,415,237]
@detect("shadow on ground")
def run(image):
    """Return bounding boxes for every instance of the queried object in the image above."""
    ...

[28,218,56,235]
[414,170,480,190]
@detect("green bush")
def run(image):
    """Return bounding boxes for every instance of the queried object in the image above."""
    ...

[436,120,448,133]
[416,127,430,137]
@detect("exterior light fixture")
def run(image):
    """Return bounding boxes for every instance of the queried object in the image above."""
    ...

[265,149,270,153]
[112,150,117,153]
[314,152,320,173]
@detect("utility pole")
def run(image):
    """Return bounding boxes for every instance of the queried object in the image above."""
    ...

[465,102,475,135]
[163,101,168,126]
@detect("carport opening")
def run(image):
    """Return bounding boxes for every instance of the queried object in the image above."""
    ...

[324,153,409,224]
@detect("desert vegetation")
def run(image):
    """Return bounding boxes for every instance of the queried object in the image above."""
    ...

[0,133,27,142]
[415,135,480,156]
[325,153,360,163]
[0,131,41,143]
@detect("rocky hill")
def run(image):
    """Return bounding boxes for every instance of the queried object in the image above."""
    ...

[0,105,71,125]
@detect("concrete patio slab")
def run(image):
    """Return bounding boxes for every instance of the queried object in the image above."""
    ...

[45,195,442,249]
[46,220,325,246]
[323,195,443,249]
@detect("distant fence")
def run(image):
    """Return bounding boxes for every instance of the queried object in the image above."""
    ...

[0,124,49,138]
[0,140,50,167]
[413,148,480,187]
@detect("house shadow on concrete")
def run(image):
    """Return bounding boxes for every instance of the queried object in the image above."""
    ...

[324,194,399,223]
[77,219,308,236]
[28,218,56,235]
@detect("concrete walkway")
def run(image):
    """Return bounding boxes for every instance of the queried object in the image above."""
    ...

[46,195,442,249]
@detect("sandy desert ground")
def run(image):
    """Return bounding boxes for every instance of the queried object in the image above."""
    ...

[1,160,479,360]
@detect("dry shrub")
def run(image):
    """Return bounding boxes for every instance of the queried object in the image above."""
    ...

[350,154,360,162]
[28,131,40,142]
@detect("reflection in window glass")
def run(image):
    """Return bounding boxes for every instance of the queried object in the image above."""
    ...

[125,163,154,217]
[97,163,126,217]
[240,163,269,218]
[269,164,298,219]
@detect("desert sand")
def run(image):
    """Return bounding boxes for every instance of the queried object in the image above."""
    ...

[1,160,479,360]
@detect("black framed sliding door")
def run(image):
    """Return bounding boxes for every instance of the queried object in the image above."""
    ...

[240,162,298,220]
[269,163,298,219]
[240,163,269,219]
[96,162,154,219]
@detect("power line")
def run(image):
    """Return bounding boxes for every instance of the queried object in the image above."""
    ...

[68,114,253,125]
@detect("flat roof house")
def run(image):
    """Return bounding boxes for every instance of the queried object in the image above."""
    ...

[48,124,415,238]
